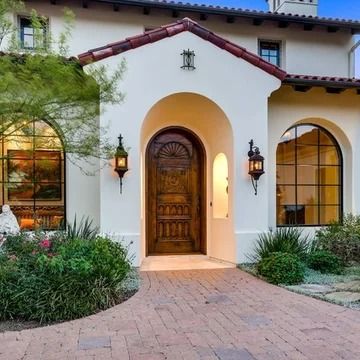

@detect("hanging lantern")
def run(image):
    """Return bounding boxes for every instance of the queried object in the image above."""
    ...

[248,139,265,195]
[114,134,129,193]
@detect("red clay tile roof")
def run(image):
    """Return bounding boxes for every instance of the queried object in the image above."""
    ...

[284,74,360,89]
[78,17,287,80]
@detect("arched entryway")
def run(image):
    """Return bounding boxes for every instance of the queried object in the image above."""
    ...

[146,127,206,255]
[140,92,235,264]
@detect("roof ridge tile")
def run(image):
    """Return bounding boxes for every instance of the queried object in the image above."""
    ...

[78,17,287,80]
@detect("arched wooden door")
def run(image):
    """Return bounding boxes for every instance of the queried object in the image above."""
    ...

[146,128,206,255]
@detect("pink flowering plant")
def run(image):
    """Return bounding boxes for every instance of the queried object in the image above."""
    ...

[0,219,132,323]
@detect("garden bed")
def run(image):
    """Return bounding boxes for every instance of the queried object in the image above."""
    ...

[0,222,139,330]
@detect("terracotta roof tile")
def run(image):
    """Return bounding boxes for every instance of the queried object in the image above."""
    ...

[78,17,287,80]
[284,74,360,89]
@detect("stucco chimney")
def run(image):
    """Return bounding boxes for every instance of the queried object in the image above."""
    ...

[267,0,318,17]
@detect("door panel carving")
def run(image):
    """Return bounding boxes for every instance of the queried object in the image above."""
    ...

[147,129,205,254]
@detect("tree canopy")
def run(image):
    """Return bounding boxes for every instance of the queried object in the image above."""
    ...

[0,0,125,171]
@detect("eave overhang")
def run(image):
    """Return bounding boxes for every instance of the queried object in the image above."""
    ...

[47,0,360,34]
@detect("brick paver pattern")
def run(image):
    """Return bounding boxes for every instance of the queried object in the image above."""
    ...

[1,269,360,359]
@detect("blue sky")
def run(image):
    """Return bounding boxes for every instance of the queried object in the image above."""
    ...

[187,0,360,76]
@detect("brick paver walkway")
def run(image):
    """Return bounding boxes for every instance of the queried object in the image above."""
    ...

[1,269,360,360]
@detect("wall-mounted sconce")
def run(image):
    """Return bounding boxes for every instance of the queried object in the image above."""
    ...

[114,134,129,194]
[248,139,265,196]
[181,49,196,70]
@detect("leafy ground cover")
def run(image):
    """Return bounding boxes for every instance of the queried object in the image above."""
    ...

[0,228,140,332]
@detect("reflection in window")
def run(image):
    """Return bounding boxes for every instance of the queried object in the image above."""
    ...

[276,124,342,226]
[1,120,65,230]
[213,153,228,219]
[259,41,281,67]
[19,16,48,50]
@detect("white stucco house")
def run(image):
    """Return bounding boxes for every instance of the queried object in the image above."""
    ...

[3,0,360,266]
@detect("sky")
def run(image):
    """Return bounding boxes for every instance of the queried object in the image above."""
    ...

[186,0,360,76]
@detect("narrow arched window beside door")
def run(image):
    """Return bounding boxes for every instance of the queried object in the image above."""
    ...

[213,153,229,219]
[1,120,65,230]
[276,124,342,226]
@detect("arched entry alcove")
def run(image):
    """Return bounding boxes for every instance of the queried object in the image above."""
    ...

[140,92,235,263]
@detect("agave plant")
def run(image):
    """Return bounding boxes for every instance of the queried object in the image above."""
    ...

[66,215,99,241]
[248,227,310,263]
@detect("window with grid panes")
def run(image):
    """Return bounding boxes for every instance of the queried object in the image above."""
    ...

[259,41,281,67]
[0,120,65,230]
[276,124,342,226]
[19,16,48,50]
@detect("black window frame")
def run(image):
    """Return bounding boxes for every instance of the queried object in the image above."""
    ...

[1,119,66,230]
[19,15,48,50]
[259,40,282,67]
[276,123,343,227]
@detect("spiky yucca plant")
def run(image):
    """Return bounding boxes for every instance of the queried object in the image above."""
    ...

[248,227,310,263]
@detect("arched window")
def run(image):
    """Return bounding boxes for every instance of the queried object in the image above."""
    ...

[276,124,342,226]
[213,153,229,218]
[1,120,65,230]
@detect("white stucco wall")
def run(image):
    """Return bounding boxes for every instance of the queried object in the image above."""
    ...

[17,1,356,78]
[90,31,280,265]
[268,86,360,231]
[7,1,360,265]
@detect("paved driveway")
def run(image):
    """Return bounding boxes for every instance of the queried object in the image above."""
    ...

[1,269,359,360]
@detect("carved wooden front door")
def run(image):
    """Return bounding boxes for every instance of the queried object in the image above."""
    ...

[147,128,205,255]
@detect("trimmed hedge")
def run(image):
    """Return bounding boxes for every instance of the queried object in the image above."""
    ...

[307,250,343,274]
[257,252,305,285]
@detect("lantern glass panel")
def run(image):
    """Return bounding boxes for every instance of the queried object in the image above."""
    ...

[116,157,127,168]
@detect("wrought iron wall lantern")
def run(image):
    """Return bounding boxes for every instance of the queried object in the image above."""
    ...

[114,134,129,194]
[248,139,265,196]
[181,49,196,70]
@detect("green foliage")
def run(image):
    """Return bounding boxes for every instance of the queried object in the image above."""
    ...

[0,0,23,48]
[307,250,343,274]
[249,227,310,263]
[0,2,126,172]
[257,252,305,285]
[0,232,132,323]
[66,216,99,241]
[315,214,360,264]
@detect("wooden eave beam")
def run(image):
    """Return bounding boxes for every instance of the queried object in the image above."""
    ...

[143,7,150,15]
[113,4,120,11]
[278,21,289,28]
[200,13,208,21]
[226,16,235,24]
[327,26,339,33]
[304,23,314,31]
[172,10,179,18]
[293,85,312,92]
[82,0,88,8]
[253,18,264,26]
[326,87,345,94]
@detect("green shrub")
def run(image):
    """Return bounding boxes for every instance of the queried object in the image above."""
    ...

[0,232,132,323]
[315,214,360,264]
[257,252,305,285]
[307,250,343,274]
[249,227,310,263]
